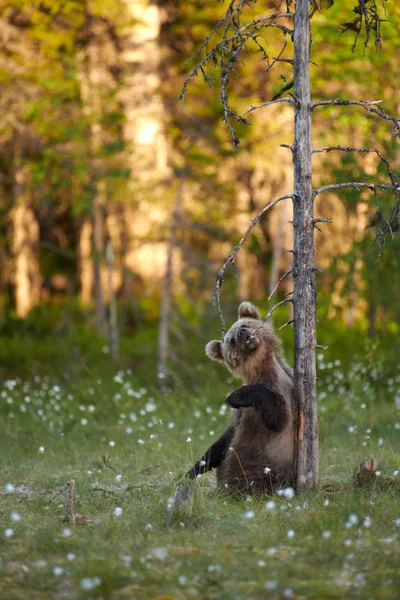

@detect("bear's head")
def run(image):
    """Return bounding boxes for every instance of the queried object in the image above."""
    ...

[206,302,276,377]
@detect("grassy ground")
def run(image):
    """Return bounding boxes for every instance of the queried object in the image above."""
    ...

[1,339,400,599]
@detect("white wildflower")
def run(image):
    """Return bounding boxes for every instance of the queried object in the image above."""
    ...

[152,547,168,560]
[114,507,123,517]
[11,512,21,523]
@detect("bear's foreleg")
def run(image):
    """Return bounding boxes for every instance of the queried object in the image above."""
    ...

[186,426,234,479]
[226,384,289,432]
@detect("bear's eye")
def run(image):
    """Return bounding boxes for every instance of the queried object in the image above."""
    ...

[230,337,235,344]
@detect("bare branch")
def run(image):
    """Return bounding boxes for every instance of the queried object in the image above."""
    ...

[316,344,329,350]
[312,146,399,186]
[259,39,288,76]
[248,298,293,340]
[313,182,400,198]
[311,99,400,137]
[313,218,332,224]
[278,319,294,332]
[267,269,292,301]
[213,194,293,336]
[242,97,294,117]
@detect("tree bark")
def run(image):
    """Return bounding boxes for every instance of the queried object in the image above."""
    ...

[157,180,183,388]
[292,0,318,489]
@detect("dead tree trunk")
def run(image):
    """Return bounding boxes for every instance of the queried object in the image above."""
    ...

[292,0,318,489]
[157,180,183,388]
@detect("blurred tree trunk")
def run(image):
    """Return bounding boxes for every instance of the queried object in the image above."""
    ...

[79,12,111,336]
[78,218,94,305]
[292,0,318,490]
[157,180,183,388]
[106,239,119,365]
[11,159,41,318]
[269,200,288,299]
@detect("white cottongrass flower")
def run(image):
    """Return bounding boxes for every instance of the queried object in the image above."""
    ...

[265,500,276,510]
[265,581,278,590]
[264,466,271,474]
[115,474,122,482]
[39,446,45,453]
[278,487,295,500]
[109,441,115,447]
[287,529,295,539]
[322,531,331,539]
[5,528,14,537]
[53,567,64,576]
[62,528,72,537]
[5,483,15,493]
[114,507,123,517]
[152,547,168,560]
[363,516,372,528]
[207,564,222,573]
[244,510,255,519]
[186,437,192,442]
[345,514,358,528]
[67,553,76,561]
[81,418,88,426]
[80,577,101,590]
[178,576,187,585]
[11,512,21,523]
[138,439,145,445]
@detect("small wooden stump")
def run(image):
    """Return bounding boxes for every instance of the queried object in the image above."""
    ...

[168,484,194,520]
[355,459,379,487]
[63,479,88,524]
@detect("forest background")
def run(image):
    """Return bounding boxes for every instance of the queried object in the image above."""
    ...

[0,1,399,599]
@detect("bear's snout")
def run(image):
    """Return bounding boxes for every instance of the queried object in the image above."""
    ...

[237,327,249,343]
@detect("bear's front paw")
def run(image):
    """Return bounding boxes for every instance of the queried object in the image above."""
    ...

[226,387,253,409]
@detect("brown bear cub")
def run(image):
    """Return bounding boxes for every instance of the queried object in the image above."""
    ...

[187,302,295,494]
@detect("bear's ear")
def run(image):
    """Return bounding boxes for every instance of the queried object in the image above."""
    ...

[205,340,224,362]
[238,301,261,320]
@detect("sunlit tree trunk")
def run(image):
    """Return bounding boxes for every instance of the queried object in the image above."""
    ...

[11,162,41,318]
[292,0,318,489]
[78,218,94,305]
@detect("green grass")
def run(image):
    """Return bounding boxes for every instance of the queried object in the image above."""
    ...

[1,344,400,599]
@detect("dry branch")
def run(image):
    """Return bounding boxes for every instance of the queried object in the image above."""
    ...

[213,194,292,336]
[313,182,399,198]
[241,97,294,117]
[312,146,399,186]
[268,269,292,301]
[311,99,400,137]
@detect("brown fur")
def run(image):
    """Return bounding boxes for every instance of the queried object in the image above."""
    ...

[206,302,295,494]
